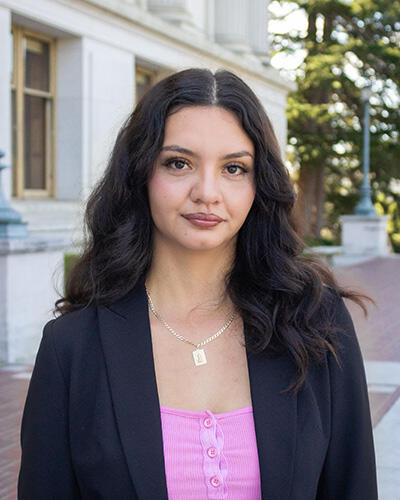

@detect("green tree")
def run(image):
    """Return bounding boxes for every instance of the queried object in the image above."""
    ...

[270,0,400,247]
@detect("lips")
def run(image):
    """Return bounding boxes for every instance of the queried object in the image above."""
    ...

[183,213,223,222]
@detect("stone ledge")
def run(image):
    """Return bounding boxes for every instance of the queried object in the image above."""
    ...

[0,233,72,255]
[340,215,390,223]
[304,245,343,256]
[303,246,342,266]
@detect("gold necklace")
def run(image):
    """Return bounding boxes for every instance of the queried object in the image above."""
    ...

[145,285,236,366]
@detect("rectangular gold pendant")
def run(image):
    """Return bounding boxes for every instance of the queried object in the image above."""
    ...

[193,348,207,366]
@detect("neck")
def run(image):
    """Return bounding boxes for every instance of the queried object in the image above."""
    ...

[145,239,236,323]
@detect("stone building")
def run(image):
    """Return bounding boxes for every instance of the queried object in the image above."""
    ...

[0,0,294,362]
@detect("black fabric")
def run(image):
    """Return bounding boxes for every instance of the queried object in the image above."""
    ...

[18,279,377,499]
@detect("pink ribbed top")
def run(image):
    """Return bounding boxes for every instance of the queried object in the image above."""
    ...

[159,404,262,499]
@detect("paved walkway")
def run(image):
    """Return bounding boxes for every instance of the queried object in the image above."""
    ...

[0,256,399,499]
[0,365,31,499]
[335,255,400,500]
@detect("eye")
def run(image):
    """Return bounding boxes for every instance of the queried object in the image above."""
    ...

[225,164,249,176]
[162,157,189,170]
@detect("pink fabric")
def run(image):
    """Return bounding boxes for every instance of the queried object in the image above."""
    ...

[160,404,262,499]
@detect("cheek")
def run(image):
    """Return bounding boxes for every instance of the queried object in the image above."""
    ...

[147,175,189,229]
[147,175,174,212]
[246,183,256,205]
[229,183,255,216]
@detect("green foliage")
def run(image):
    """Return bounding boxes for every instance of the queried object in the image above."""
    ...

[64,253,79,293]
[303,235,335,247]
[271,0,400,250]
[392,233,400,253]
[374,191,400,252]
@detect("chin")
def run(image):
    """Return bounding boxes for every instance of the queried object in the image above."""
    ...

[179,235,235,252]
[182,242,223,251]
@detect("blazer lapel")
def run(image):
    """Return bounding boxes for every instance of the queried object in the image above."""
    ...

[98,278,298,500]
[247,347,298,500]
[97,277,169,499]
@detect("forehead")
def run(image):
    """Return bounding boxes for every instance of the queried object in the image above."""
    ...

[163,106,254,154]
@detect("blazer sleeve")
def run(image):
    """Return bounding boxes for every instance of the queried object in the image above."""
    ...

[316,295,378,499]
[18,320,82,500]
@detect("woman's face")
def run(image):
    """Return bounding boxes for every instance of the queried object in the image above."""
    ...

[147,105,256,253]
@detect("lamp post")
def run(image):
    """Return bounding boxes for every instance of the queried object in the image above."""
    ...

[354,86,377,216]
[0,150,27,237]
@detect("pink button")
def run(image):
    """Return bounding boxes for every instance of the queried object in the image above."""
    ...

[207,446,217,458]
[203,417,213,428]
[210,476,220,487]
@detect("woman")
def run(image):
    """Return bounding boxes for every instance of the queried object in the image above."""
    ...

[18,68,377,499]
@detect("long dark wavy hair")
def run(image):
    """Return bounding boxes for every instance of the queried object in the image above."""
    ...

[55,67,369,392]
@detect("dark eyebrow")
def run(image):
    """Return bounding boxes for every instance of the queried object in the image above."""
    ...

[160,145,254,160]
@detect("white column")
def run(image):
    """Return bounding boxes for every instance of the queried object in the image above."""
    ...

[56,38,84,200]
[0,7,12,200]
[81,38,134,198]
[214,0,252,54]
[56,37,134,200]
[149,0,209,36]
[148,0,193,26]
[122,0,148,7]
[205,0,216,42]
[249,0,270,64]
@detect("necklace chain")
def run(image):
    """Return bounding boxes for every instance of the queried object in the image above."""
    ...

[145,285,235,349]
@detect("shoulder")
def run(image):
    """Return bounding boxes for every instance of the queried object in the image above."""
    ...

[319,288,368,391]
[306,287,366,388]
[45,304,98,336]
[34,303,111,388]
[324,287,360,354]
[41,304,100,359]
[319,285,358,342]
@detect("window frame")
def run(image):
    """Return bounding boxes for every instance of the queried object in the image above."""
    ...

[135,65,158,105]
[11,25,56,199]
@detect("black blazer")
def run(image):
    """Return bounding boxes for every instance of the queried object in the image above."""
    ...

[18,278,377,499]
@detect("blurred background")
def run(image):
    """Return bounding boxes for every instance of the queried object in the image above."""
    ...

[0,0,399,498]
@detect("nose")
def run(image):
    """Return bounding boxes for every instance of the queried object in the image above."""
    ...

[190,167,223,205]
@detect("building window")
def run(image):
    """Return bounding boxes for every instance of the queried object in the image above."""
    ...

[135,65,158,104]
[10,26,55,198]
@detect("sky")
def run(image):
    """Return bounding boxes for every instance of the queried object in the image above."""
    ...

[268,1,307,77]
